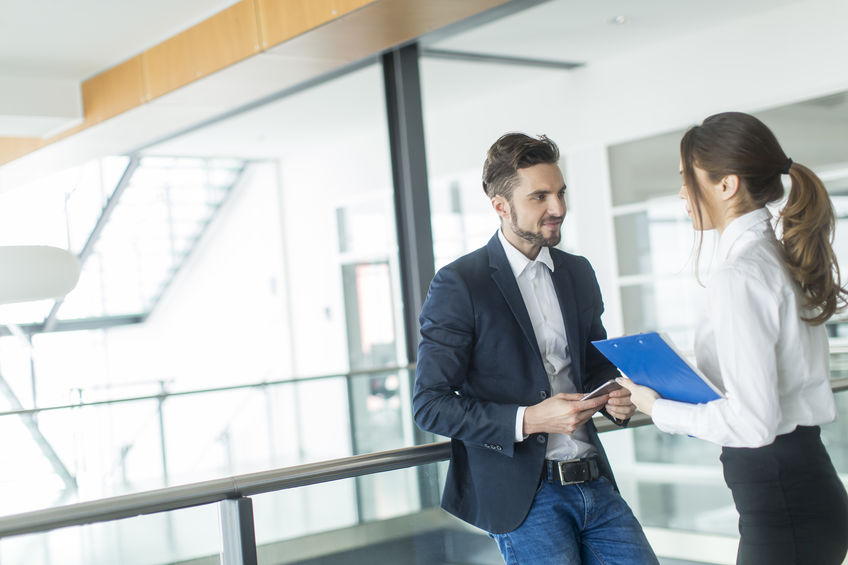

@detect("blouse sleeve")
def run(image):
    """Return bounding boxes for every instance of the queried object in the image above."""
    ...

[651,265,782,447]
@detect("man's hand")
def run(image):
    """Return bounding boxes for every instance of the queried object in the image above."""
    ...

[523,393,608,436]
[604,386,636,422]
[615,377,660,416]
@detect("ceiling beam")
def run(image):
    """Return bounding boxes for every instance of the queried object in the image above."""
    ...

[0,0,510,175]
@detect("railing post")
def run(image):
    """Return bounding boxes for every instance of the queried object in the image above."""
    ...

[219,497,258,565]
[157,380,170,486]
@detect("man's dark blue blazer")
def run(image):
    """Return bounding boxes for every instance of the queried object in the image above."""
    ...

[413,232,622,534]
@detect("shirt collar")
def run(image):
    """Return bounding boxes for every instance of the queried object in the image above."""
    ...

[717,207,772,262]
[497,228,555,278]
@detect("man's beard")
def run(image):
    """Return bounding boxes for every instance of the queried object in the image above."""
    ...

[510,212,562,247]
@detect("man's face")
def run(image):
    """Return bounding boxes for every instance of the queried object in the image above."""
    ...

[495,163,566,256]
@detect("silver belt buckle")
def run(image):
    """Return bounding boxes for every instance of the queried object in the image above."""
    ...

[557,458,584,486]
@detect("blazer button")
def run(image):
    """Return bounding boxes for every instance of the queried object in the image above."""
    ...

[537,435,546,444]
[539,391,548,399]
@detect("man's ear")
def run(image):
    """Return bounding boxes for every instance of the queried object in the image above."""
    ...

[491,195,510,219]
[718,174,740,201]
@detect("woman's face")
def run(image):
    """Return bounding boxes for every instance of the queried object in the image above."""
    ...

[679,162,718,231]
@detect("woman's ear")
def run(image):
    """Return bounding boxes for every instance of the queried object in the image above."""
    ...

[718,174,740,201]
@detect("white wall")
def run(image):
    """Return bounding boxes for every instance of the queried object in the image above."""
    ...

[564,0,848,148]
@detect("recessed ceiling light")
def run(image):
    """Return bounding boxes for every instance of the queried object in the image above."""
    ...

[610,15,628,25]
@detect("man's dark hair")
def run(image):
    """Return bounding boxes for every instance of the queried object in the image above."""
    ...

[482,133,560,199]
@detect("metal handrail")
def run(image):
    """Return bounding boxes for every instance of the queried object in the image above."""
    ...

[0,377,845,539]
[0,364,415,418]
[0,442,450,538]
[10,341,848,419]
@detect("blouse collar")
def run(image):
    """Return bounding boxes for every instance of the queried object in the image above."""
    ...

[717,207,772,263]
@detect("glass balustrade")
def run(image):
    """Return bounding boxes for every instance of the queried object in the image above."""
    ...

[0,386,843,565]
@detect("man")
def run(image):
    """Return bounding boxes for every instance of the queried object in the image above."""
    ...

[413,133,658,564]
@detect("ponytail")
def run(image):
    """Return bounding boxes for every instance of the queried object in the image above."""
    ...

[779,162,848,324]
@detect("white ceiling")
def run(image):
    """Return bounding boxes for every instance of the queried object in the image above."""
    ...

[0,0,241,80]
[140,0,818,160]
[0,0,240,137]
[0,0,805,81]
[433,0,803,63]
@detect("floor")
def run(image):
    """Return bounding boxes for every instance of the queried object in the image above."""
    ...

[287,527,712,565]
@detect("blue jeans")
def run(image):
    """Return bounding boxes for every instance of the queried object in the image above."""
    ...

[488,477,658,564]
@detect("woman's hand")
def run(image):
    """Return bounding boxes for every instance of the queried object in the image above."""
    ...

[615,376,660,416]
[604,386,636,422]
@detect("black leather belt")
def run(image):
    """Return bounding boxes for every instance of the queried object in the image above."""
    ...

[544,458,600,486]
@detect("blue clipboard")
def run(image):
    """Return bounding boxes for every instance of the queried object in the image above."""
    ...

[592,332,724,404]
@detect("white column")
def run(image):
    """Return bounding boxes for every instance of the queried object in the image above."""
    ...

[564,145,622,336]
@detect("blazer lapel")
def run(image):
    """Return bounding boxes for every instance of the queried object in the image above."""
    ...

[550,252,583,387]
[486,234,543,360]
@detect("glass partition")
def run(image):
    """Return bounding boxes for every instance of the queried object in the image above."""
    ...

[0,389,845,564]
[0,62,411,518]
[0,505,219,565]
[0,368,417,514]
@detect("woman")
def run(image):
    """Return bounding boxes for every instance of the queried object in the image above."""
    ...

[617,111,848,564]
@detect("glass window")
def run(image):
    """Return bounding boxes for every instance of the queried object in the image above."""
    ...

[0,63,413,526]
[419,56,578,268]
[0,505,220,565]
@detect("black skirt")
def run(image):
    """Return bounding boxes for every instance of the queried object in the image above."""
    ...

[721,425,848,565]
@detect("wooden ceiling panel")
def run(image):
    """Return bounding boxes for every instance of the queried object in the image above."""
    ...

[143,1,262,99]
[257,0,376,49]
[0,0,509,167]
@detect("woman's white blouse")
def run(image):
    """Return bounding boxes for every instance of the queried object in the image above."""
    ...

[651,207,837,448]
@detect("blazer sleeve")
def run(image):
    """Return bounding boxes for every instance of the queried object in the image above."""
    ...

[413,266,519,456]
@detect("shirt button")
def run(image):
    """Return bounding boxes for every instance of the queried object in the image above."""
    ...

[537,435,546,444]
[539,391,548,399]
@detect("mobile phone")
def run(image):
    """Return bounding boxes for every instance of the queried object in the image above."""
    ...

[580,379,622,401]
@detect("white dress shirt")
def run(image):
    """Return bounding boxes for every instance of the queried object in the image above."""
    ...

[652,207,837,447]
[497,229,596,460]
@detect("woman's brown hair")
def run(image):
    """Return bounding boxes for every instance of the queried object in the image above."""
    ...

[680,111,847,324]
